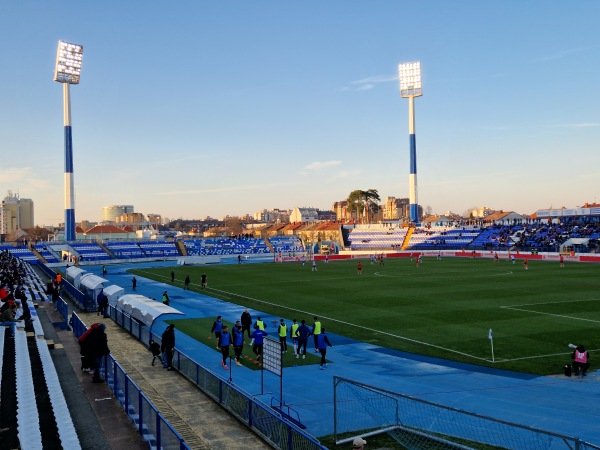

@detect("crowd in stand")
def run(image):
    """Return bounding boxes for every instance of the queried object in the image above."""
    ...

[0,250,34,337]
[482,219,600,251]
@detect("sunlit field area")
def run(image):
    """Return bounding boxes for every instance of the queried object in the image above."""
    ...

[131,257,600,375]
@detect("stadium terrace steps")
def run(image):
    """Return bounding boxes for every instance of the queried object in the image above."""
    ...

[0,262,81,447]
[401,226,413,250]
[5,322,80,448]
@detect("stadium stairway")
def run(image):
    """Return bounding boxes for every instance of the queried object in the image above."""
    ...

[175,239,187,256]
[401,226,414,250]
[264,236,275,253]
[30,246,48,264]
[98,241,116,258]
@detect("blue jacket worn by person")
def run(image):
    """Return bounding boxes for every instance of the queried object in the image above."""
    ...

[211,316,223,340]
[250,328,268,345]
[233,327,244,347]
[296,323,311,339]
[218,330,231,347]
[317,333,332,350]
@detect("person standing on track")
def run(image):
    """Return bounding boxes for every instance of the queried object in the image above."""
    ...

[218,325,232,370]
[317,328,333,370]
[250,325,268,361]
[211,315,223,348]
[312,316,322,352]
[241,309,252,339]
[278,319,288,353]
[295,319,311,359]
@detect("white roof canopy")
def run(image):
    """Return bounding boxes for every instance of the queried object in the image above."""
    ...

[79,274,109,290]
[103,285,124,297]
[116,294,184,327]
[66,266,86,279]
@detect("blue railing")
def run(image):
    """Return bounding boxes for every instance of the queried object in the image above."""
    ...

[45,261,327,450]
[60,278,96,311]
[70,313,191,450]
[107,306,327,450]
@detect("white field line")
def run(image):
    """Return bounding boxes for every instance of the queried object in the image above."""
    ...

[136,269,595,364]
[494,348,600,362]
[502,298,600,308]
[187,285,494,363]
[496,298,600,361]
[374,270,514,278]
[501,297,600,325]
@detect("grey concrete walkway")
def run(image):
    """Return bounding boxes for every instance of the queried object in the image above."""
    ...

[41,298,271,449]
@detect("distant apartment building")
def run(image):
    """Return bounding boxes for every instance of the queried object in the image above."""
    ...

[469,206,495,218]
[102,205,134,223]
[116,212,146,224]
[78,220,98,232]
[253,208,290,223]
[382,197,410,221]
[332,201,349,220]
[146,214,163,226]
[1,191,34,234]
[290,207,319,223]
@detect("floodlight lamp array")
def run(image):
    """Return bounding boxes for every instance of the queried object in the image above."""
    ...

[398,61,422,97]
[54,41,83,84]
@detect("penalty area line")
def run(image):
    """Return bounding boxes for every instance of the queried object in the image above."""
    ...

[500,306,600,324]
[205,287,492,363]
[493,348,600,363]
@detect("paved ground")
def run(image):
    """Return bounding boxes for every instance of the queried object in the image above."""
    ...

[39,288,272,449]
[42,259,600,448]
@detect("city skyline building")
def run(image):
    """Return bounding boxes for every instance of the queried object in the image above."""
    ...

[102,205,134,223]
[0,191,34,235]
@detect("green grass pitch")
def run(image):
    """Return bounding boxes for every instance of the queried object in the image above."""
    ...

[131,257,599,375]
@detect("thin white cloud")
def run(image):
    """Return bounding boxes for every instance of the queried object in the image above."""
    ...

[158,182,294,196]
[357,84,375,91]
[333,169,361,179]
[304,161,342,171]
[351,75,398,85]
[544,123,600,129]
[531,45,600,63]
[343,74,398,91]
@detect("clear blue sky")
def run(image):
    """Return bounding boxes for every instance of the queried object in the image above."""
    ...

[1,2,599,226]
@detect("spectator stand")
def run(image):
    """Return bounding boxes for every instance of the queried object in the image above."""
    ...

[407,225,479,250]
[68,242,112,262]
[0,244,39,264]
[347,225,408,251]
[32,244,60,263]
[183,237,270,256]
[104,241,146,259]
[137,240,179,258]
[0,256,80,449]
[268,235,304,254]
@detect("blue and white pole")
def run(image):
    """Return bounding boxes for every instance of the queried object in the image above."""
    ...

[54,40,83,242]
[408,95,418,223]
[398,61,423,224]
[63,83,76,241]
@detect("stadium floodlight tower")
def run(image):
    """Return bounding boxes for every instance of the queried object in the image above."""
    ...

[54,40,84,241]
[398,61,422,223]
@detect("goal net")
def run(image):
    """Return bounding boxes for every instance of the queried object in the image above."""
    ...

[334,376,599,450]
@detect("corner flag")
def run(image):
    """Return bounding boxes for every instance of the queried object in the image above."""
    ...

[488,328,495,362]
